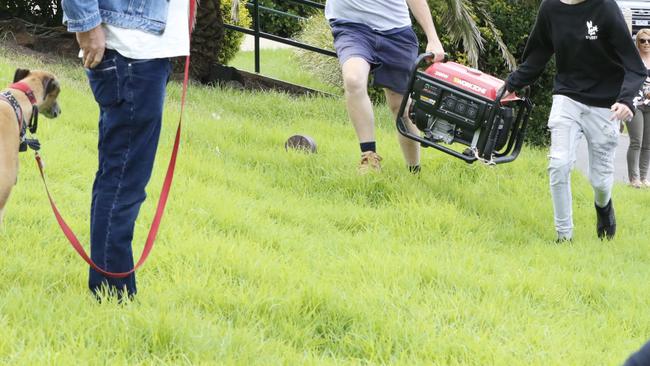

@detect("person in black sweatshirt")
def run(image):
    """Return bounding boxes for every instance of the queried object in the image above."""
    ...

[503,0,646,242]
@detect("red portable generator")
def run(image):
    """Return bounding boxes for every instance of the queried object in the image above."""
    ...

[396,53,533,165]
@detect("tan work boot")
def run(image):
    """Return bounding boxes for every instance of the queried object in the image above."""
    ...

[358,151,382,174]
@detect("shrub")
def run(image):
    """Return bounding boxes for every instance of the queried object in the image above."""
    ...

[257,0,324,38]
[293,16,340,88]
[1,0,62,26]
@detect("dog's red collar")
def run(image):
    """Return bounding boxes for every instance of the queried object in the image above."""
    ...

[9,82,37,105]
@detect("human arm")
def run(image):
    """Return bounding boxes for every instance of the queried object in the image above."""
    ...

[505,4,554,94]
[406,0,445,62]
[61,0,105,68]
[607,3,646,120]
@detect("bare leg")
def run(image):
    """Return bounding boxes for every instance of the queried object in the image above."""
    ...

[341,57,374,144]
[385,88,420,166]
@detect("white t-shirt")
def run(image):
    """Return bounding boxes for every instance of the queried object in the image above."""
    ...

[103,0,190,59]
[325,0,411,31]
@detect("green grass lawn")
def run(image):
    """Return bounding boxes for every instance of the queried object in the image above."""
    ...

[229,48,340,95]
[2,48,650,365]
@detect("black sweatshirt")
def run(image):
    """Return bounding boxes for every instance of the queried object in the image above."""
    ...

[506,0,646,112]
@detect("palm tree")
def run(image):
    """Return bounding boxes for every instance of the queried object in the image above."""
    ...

[189,0,225,81]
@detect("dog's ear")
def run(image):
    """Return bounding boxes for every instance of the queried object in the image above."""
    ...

[13,68,30,83]
[43,77,60,96]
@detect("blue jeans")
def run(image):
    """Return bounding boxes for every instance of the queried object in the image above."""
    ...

[85,49,171,297]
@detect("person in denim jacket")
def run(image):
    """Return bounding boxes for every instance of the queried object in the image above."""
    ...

[62,0,191,299]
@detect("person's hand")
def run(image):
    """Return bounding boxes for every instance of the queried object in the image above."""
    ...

[425,41,445,62]
[76,26,106,69]
[497,83,517,101]
[610,102,633,121]
[500,88,515,100]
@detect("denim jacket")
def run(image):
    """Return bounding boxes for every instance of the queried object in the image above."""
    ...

[62,0,170,34]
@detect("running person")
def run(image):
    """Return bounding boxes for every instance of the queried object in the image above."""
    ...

[504,0,646,241]
[325,0,445,173]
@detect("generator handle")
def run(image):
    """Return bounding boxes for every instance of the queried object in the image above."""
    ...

[480,85,510,159]
[417,52,449,68]
[496,92,532,157]
[495,84,531,105]
[485,85,534,161]
[494,85,507,106]
[492,97,534,164]
[496,85,531,105]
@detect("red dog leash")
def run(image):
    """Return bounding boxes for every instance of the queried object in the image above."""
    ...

[35,1,197,279]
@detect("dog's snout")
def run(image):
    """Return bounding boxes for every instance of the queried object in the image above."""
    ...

[43,103,61,119]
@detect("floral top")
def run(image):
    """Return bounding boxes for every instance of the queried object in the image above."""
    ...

[633,69,650,110]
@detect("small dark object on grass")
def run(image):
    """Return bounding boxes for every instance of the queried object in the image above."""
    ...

[285,135,317,153]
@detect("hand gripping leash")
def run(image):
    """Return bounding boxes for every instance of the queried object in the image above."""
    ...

[35,1,197,279]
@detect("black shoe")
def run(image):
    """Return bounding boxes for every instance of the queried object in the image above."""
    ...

[596,199,616,240]
[555,237,573,244]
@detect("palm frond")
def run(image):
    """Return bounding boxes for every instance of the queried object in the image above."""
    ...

[441,0,518,70]
[473,3,518,71]
[442,0,483,67]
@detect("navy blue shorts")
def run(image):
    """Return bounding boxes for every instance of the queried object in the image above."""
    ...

[330,21,419,95]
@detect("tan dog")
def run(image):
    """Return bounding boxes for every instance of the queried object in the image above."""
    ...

[0,69,61,224]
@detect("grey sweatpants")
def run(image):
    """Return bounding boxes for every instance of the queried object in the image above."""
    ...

[547,95,619,239]
[626,109,650,182]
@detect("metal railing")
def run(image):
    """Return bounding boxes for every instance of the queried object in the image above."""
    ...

[223,0,336,74]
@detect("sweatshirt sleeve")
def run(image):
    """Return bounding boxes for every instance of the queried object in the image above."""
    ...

[506,2,554,91]
[607,3,647,112]
[61,0,101,32]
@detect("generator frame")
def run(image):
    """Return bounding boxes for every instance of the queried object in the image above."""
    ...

[396,53,534,165]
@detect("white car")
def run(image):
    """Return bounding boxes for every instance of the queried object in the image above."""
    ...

[617,0,650,34]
